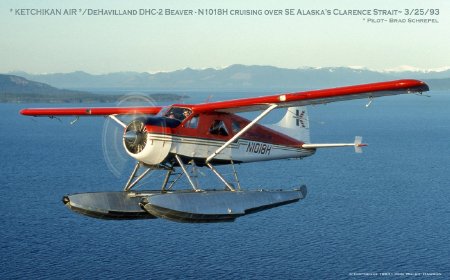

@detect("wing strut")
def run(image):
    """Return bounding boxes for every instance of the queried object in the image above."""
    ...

[109,115,127,128]
[205,104,278,163]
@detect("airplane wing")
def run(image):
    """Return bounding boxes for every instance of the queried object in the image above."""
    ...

[20,106,162,117]
[20,79,428,117]
[189,79,429,113]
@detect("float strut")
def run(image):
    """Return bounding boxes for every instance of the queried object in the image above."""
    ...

[175,155,200,191]
[206,163,235,192]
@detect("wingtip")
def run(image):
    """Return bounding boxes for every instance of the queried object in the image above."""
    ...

[19,109,30,116]
[420,82,430,92]
[405,79,430,92]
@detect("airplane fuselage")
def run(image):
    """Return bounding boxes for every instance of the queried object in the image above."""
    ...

[123,107,315,166]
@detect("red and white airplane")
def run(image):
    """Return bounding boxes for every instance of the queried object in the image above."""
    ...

[20,79,429,222]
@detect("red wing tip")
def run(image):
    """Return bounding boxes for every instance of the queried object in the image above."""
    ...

[20,109,31,115]
[401,79,429,91]
[20,109,48,116]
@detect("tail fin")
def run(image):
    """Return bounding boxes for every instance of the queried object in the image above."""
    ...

[266,106,311,143]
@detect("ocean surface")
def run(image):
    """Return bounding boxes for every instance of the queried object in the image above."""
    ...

[1,91,449,279]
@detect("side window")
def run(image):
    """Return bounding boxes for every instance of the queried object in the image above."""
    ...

[209,120,229,136]
[186,115,199,129]
[231,121,240,134]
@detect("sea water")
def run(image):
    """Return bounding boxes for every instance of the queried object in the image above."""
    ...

[1,92,449,279]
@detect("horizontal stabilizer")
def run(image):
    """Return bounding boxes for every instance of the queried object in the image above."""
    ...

[302,136,367,153]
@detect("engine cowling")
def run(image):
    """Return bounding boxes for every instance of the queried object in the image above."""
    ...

[123,118,173,165]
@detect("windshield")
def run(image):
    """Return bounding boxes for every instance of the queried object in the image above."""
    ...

[164,107,192,122]
[156,106,170,117]
[144,116,181,128]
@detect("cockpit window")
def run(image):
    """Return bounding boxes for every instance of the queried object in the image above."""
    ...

[209,120,229,136]
[186,115,199,129]
[165,107,192,122]
[157,106,170,117]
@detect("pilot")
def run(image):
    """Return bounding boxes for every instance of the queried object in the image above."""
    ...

[182,109,191,120]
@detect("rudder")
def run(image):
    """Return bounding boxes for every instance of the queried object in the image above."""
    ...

[266,107,311,143]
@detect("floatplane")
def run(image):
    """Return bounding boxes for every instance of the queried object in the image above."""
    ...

[20,79,429,222]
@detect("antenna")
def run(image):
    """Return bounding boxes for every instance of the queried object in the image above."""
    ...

[365,97,374,108]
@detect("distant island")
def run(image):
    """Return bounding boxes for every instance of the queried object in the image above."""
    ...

[0,74,187,103]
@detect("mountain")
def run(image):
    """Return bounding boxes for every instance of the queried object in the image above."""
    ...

[383,67,450,79]
[0,74,186,103]
[423,78,450,91]
[8,65,450,92]
[0,74,74,94]
[0,74,98,102]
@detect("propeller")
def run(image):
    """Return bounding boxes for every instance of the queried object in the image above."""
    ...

[101,94,156,178]
[123,118,147,154]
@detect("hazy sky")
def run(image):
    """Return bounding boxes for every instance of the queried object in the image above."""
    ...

[1,0,449,74]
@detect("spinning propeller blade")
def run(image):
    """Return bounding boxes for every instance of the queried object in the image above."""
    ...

[101,94,157,178]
